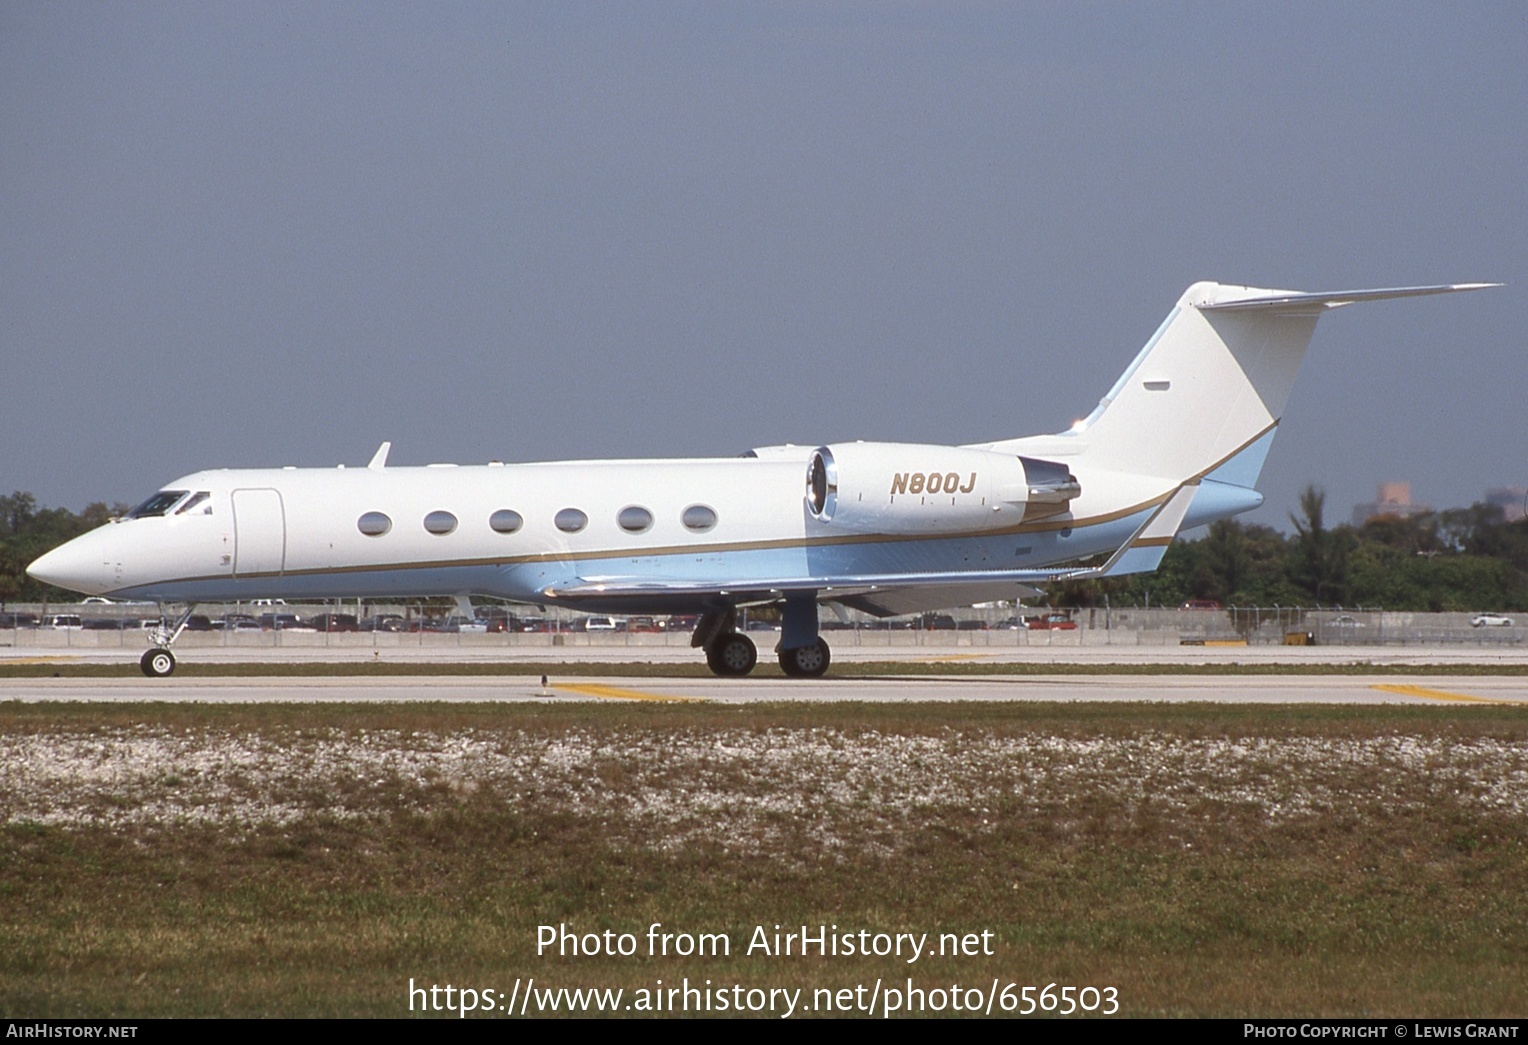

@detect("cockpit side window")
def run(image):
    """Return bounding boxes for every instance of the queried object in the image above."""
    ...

[128,490,189,518]
[175,491,213,516]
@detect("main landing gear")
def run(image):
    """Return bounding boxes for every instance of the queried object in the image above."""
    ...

[693,598,832,679]
[139,606,195,677]
[705,631,758,677]
[778,638,831,677]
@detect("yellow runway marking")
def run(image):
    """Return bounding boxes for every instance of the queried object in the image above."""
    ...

[1371,684,1521,705]
[556,683,702,703]
[914,654,990,663]
[4,657,85,665]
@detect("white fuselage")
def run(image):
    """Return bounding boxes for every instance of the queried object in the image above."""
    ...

[29,447,1232,612]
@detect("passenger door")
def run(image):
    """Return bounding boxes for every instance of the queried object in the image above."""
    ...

[231,489,286,577]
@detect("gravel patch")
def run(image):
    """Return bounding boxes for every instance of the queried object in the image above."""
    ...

[4,728,1526,854]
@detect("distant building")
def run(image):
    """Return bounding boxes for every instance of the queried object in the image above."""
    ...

[1352,482,1432,527]
[1485,487,1528,523]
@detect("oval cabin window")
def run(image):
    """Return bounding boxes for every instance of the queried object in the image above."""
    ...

[554,508,588,533]
[489,509,523,534]
[423,510,458,535]
[617,506,653,533]
[357,512,391,537]
[681,504,718,532]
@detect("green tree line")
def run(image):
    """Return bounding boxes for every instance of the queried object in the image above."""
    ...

[0,492,130,603]
[3,486,1526,611]
[1058,487,1528,612]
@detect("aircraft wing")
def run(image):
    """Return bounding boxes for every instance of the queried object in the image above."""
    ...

[542,484,1199,618]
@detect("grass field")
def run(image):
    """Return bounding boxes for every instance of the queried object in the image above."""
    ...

[2,701,1526,1017]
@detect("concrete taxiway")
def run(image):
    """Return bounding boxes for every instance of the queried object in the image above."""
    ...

[4,674,1527,705]
[5,640,1528,669]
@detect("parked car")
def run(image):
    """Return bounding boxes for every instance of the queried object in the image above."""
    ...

[1026,613,1078,630]
[1180,599,1221,611]
[42,614,84,629]
[308,614,360,632]
[259,613,310,631]
[582,616,619,631]
[1472,614,1515,628]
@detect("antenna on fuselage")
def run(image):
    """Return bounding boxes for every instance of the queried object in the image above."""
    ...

[367,441,392,470]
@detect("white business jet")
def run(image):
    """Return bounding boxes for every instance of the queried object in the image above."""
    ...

[29,281,1496,678]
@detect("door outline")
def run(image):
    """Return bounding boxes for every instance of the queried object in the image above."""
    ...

[231,488,286,577]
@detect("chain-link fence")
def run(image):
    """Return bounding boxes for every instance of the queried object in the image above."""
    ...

[1,602,1522,649]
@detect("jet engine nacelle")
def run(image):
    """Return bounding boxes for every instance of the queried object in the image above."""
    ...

[805,443,1079,535]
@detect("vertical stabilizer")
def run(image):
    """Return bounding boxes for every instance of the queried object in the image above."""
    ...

[997,282,1496,484]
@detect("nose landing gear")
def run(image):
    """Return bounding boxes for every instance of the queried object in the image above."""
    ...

[140,606,196,677]
[140,648,176,678]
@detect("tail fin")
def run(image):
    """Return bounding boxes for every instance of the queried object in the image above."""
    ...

[1000,282,1496,485]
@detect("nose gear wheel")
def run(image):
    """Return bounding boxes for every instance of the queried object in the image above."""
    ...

[140,648,176,678]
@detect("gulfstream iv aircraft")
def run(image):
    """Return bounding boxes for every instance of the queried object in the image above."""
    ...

[29,281,1496,677]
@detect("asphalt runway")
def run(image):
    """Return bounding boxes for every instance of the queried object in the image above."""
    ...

[4,673,1527,705]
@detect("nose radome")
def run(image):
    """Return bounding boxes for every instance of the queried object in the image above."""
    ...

[26,537,107,596]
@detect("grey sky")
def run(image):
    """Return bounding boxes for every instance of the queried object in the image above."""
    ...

[3,2,1523,530]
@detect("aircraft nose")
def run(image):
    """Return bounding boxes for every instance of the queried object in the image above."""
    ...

[27,538,107,596]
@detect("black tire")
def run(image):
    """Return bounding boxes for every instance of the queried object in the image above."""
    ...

[778,639,831,678]
[140,648,176,678]
[705,633,757,677]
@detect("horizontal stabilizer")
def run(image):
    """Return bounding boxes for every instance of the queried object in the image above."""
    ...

[1196,283,1500,314]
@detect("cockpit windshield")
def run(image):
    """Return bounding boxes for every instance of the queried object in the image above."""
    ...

[127,490,189,519]
[175,491,212,515]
